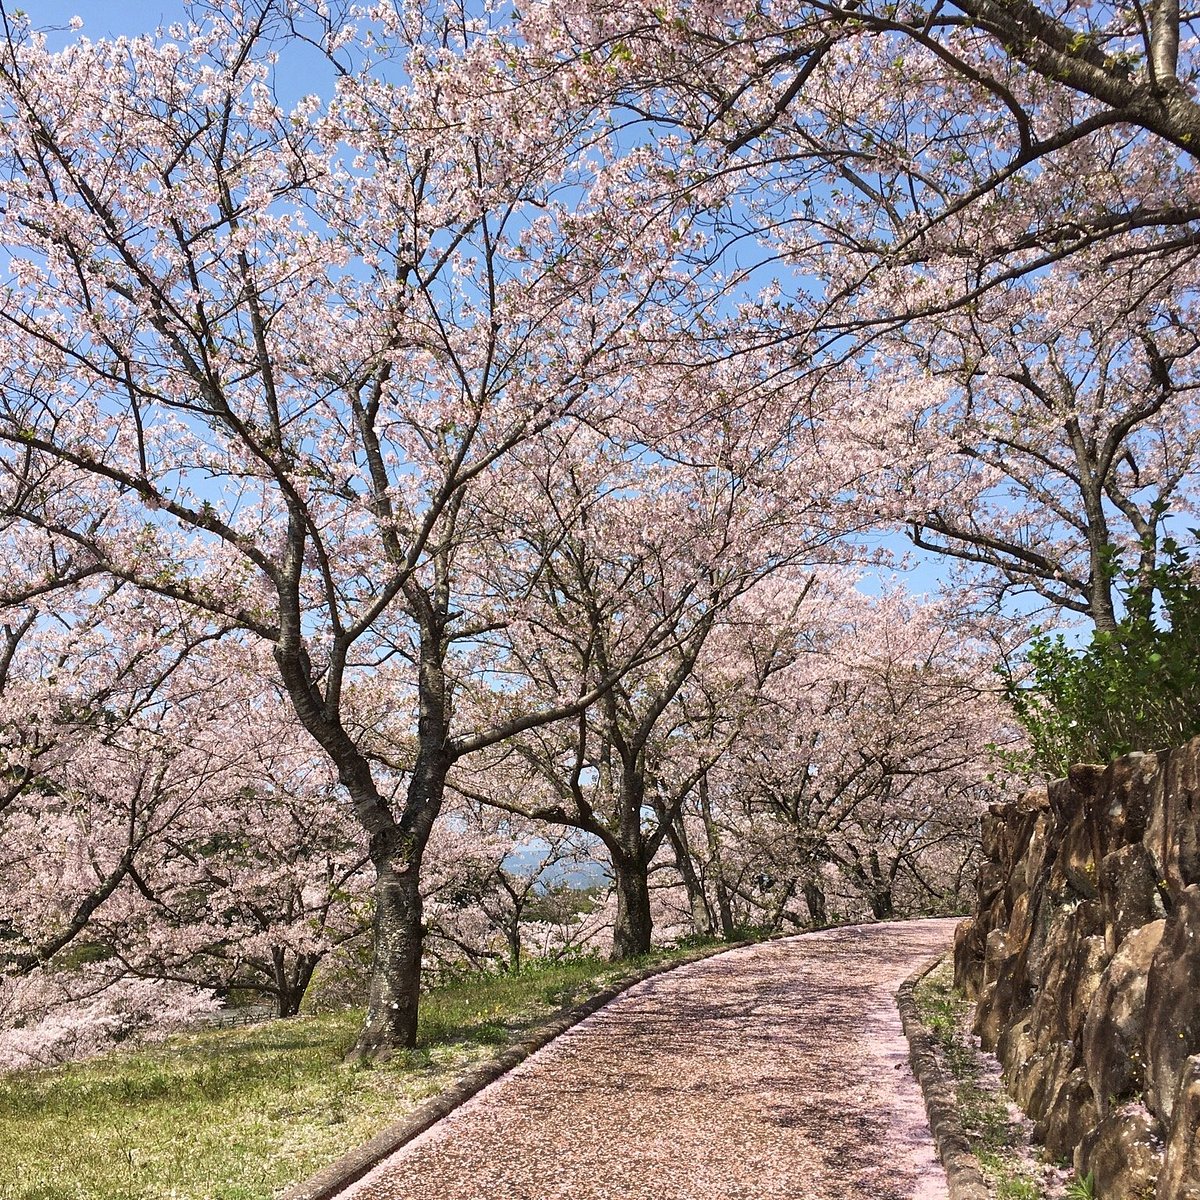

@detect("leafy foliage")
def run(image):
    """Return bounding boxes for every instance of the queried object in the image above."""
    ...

[1064,1172,1096,1200]
[1003,541,1200,777]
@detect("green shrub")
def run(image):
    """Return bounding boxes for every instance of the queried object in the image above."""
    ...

[1065,1171,1096,1200]
[1003,540,1200,777]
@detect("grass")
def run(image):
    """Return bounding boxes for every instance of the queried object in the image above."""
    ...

[0,951,695,1200]
[914,960,1047,1200]
[1064,1173,1095,1200]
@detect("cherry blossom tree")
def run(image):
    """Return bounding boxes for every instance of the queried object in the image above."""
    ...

[0,586,371,1027]
[857,264,1200,631]
[0,968,217,1073]
[507,0,1200,661]
[90,677,372,1019]
[1,0,1140,1066]
[0,588,232,977]
[452,393,856,956]
[0,592,237,1068]
[688,577,1017,929]
[521,0,1200,330]
[0,4,731,1053]
[422,801,600,975]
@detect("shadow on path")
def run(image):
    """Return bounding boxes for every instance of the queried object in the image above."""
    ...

[341,920,956,1200]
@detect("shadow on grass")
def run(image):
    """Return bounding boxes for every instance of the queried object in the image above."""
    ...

[0,948,710,1200]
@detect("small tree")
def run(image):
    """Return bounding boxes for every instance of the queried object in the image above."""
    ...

[1003,540,1200,777]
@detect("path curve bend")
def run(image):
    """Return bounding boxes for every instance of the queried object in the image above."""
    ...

[343,919,956,1200]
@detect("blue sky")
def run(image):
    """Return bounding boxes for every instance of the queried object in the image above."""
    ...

[32,2,188,39]
[18,0,1098,640]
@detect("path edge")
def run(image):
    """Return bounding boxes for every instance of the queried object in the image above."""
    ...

[281,940,750,1200]
[896,954,991,1200]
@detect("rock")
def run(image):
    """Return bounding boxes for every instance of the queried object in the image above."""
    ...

[954,917,984,1000]
[1084,920,1166,1116]
[1000,1015,1045,1113]
[1037,1065,1099,1161]
[1022,886,1055,996]
[1044,771,1102,900]
[1012,1041,1060,1123]
[1021,812,1054,895]
[1090,754,1156,854]
[1143,738,1200,898]
[1158,1056,1200,1200]
[1077,1102,1163,1200]
[958,743,1200,1185]
[974,978,999,1050]
[990,928,1034,1044]
[975,858,1007,912]
[975,928,1014,1050]
[1100,844,1168,954]
[1146,887,1200,1124]
[1049,769,1102,825]
[1027,907,1106,1056]
[979,808,1007,862]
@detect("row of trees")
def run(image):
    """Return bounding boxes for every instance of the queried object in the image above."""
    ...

[0,568,1006,1068]
[0,0,1197,1060]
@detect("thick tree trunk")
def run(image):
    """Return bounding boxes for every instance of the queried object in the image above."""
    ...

[272,948,319,1017]
[867,850,894,920]
[352,600,451,1057]
[803,880,828,927]
[352,716,447,1056]
[609,757,655,959]
[611,854,653,959]
[355,842,425,1055]
[274,580,451,1059]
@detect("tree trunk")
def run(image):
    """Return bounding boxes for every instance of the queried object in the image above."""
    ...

[699,776,735,938]
[666,817,713,937]
[273,582,451,1059]
[611,853,653,959]
[272,948,319,1017]
[355,840,424,1055]
[1068,424,1119,633]
[609,755,655,959]
[714,877,735,938]
[506,919,522,974]
[765,878,798,933]
[1086,533,1119,634]
[868,850,894,920]
[352,598,451,1057]
[803,880,828,928]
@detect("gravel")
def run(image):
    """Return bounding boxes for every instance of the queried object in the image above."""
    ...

[341,919,957,1200]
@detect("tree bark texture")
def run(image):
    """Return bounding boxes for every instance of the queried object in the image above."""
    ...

[611,853,654,959]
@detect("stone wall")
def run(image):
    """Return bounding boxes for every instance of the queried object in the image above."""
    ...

[954,738,1200,1200]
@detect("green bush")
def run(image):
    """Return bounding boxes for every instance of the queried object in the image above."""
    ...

[1003,540,1200,778]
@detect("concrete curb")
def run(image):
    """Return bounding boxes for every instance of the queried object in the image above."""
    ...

[896,955,992,1200]
[281,940,752,1200]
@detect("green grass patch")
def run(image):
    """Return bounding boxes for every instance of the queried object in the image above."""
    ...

[914,960,1047,1200]
[0,951,694,1200]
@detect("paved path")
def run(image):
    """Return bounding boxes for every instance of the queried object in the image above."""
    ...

[344,919,956,1200]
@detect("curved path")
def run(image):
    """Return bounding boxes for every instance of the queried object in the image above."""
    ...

[343,919,956,1200]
